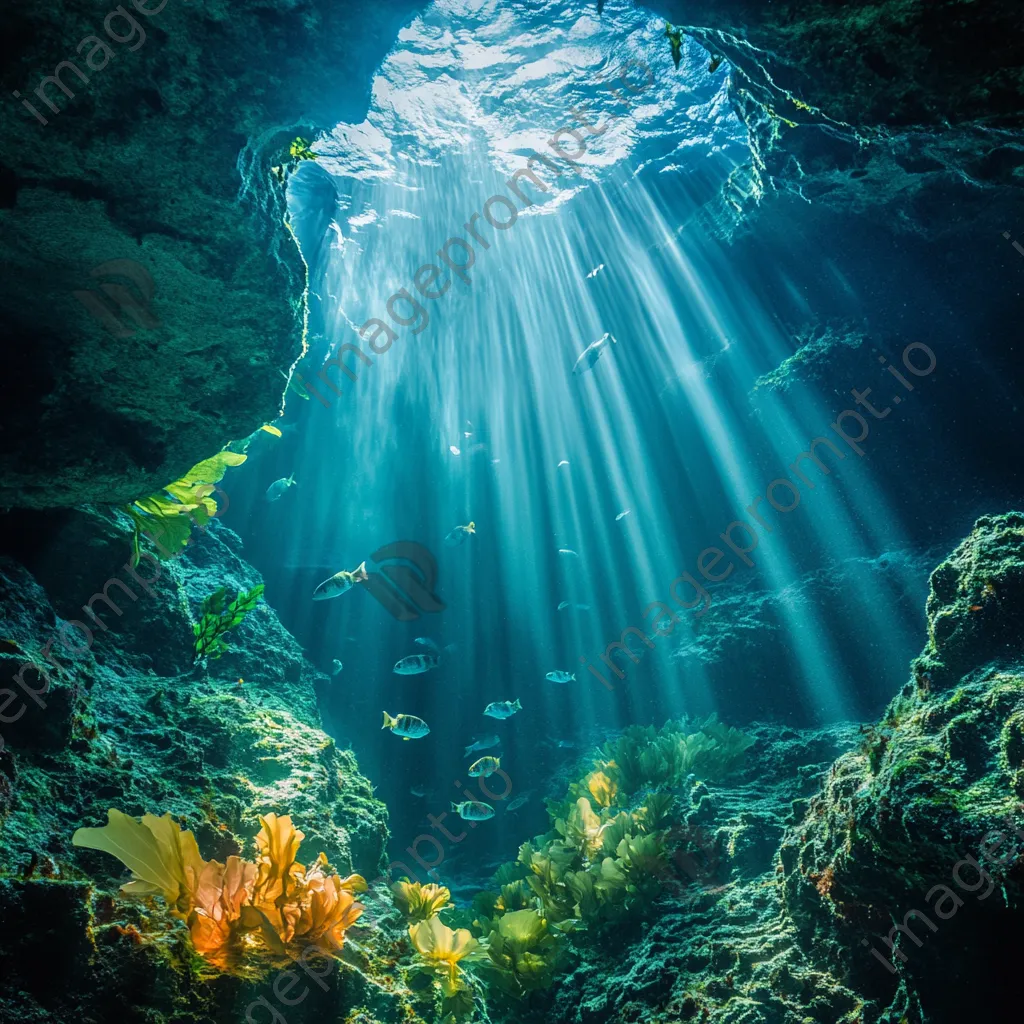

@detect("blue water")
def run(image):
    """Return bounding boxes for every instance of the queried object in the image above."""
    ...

[221,0,1024,882]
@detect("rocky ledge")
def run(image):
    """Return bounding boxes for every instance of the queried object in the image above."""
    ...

[526,512,1024,1024]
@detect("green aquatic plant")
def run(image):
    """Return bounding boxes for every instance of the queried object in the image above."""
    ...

[289,136,317,161]
[584,768,617,808]
[664,22,684,70]
[123,450,246,566]
[595,832,672,907]
[601,714,755,796]
[459,715,753,1007]
[193,584,265,661]
[408,914,486,1016]
[481,908,561,997]
[391,878,452,921]
[556,796,608,858]
[271,137,320,183]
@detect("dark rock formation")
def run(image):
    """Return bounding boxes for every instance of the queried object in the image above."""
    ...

[780,512,1024,1020]
[0,508,414,1023]
[0,0,421,510]
[665,0,1024,228]
[522,513,1024,1024]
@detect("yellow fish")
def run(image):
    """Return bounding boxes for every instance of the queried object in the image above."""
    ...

[382,711,430,740]
[468,756,501,778]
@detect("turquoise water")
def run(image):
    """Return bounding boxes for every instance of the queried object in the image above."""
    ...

[222,0,1022,885]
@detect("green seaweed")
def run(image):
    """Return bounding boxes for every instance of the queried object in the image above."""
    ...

[600,714,756,795]
[480,908,562,998]
[462,714,755,1003]
[123,450,246,566]
[193,584,265,661]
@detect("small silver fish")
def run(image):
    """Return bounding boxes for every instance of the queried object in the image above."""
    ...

[414,637,439,651]
[410,785,428,798]
[585,263,605,280]
[615,509,631,521]
[557,460,570,467]
[468,756,501,778]
[558,548,578,558]
[557,602,591,612]
[572,332,617,375]
[331,659,343,676]
[464,734,500,756]
[265,474,297,501]
[382,711,430,739]
[312,562,369,601]
[546,670,575,684]
[451,800,495,821]
[444,521,476,546]
[449,445,461,456]
[556,740,575,749]
[394,653,440,675]
[483,698,522,720]
[506,791,533,812]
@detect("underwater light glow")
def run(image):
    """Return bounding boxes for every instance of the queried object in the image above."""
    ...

[5,0,1024,1018]
[219,0,943,852]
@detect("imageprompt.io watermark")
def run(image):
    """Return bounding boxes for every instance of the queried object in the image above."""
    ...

[11,0,175,128]
[74,258,160,337]
[360,541,445,621]
[581,341,940,691]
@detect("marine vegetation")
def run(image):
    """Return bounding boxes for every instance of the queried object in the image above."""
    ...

[478,907,562,998]
[454,716,754,1001]
[391,878,452,921]
[193,584,265,661]
[122,450,247,566]
[594,713,756,795]
[271,136,320,182]
[72,809,366,967]
[407,914,485,1018]
[290,136,318,162]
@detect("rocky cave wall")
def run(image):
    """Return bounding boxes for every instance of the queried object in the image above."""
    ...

[2,0,1022,511]
[1,2,1023,1023]
[0,0,422,510]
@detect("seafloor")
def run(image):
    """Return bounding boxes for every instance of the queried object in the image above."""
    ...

[3,505,1024,1023]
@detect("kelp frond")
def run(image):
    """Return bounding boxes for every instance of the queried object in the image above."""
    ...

[72,809,365,966]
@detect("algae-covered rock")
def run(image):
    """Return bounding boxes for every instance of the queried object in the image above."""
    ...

[502,515,1024,1024]
[663,0,1024,231]
[0,508,407,1023]
[777,513,1024,1019]
[0,0,422,510]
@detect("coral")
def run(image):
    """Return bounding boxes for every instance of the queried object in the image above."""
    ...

[193,584,265,661]
[390,879,452,922]
[72,808,366,966]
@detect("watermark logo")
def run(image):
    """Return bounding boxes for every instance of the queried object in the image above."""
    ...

[671,821,723,893]
[73,258,159,337]
[363,541,445,621]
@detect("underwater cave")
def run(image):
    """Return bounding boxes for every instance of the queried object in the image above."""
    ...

[1,1,1024,1022]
